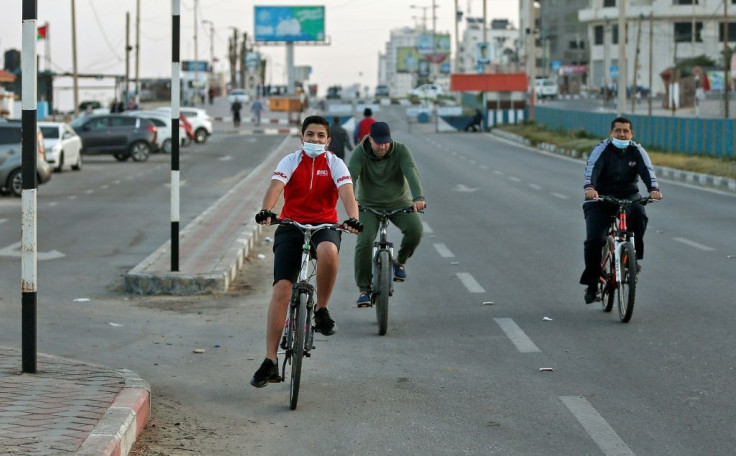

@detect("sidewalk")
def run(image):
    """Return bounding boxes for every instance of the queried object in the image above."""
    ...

[0,346,149,456]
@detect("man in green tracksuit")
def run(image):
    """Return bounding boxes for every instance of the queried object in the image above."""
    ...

[348,122,427,307]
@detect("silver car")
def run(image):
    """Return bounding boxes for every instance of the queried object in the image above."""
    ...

[0,122,53,197]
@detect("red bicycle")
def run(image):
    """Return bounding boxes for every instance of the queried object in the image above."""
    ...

[596,195,657,323]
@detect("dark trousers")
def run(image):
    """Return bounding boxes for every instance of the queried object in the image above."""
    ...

[579,197,648,286]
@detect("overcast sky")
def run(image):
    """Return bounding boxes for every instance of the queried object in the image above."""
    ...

[1,0,519,107]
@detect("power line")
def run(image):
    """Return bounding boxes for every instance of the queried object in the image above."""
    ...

[87,0,123,61]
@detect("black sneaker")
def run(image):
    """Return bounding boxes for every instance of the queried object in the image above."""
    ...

[250,358,281,388]
[314,307,337,336]
[584,285,598,304]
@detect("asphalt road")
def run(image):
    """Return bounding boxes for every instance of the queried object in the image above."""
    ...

[1,110,734,455]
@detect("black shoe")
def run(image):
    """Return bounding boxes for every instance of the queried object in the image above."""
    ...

[250,358,281,388]
[314,307,337,336]
[584,285,598,304]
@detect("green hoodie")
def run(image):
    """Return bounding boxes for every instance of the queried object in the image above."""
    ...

[348,136,425,209]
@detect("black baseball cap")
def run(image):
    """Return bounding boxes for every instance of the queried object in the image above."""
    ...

[370,122,392,144]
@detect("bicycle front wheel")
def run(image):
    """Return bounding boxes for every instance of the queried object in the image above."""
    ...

[289,291,308,410]
[617,242,637,323]
[375,250,391,336]
[601,237,615,313]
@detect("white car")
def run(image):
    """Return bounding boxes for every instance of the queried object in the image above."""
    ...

[156,107,213,143]
[534,78,559,100]
[123,111,187,154]
[410,84,444,100]
[227,89,250,104]
[38,121,83,172]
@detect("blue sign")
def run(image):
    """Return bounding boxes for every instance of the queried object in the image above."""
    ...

[254,6,325,43]
[610,65,619,80]
[440,62,451,74]
[551,60,561,72]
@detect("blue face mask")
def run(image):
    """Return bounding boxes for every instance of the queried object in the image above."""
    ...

[611,138,630,149]
[303,142,326,158]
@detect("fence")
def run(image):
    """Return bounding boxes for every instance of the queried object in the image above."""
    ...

[533,106,735,158]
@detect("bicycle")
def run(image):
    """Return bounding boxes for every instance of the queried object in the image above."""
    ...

[595,195,656,323]
[274,218,347,410]
[359,206,420,336]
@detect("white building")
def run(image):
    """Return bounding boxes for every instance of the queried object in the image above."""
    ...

[459,18,520,74]
[579,0,736,96]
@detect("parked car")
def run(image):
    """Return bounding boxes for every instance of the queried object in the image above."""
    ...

[70,114,158,162]
[227,89,250,104]
[0,122,53,197]
[122,111,187,154]
[375,84,390,98]
[534,78,559,100]
[410,84,444,100]
[156,107,212,143]
[39,121,83,172]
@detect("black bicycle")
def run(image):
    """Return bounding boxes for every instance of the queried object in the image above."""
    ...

[275,219,346,409]
[359,206,419,336]
[596,195,657,323]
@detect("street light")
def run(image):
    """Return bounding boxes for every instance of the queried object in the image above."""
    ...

[201,20,214,70]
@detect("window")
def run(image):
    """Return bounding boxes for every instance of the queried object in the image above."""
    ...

[673,0,698,4]
[0,126,22,145]
[40,126,59,139]
[612,24,618,45]
[594,25,604,45]
[109,117,136,127]
[603,0,616,6]
[719,22,736,42]
[674,22,703,42]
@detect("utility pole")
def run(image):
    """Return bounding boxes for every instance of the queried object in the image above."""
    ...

[483,0,487,74]
[239,33,247,91]
[525,0,536,120]
[604,19,610,108]
[194,0,199,104]
[617,0,627,116]
[724,0,730,118]
[135,0,140,106]
[432,0,437,81]
[228,28,238,89]
[454,0,460,73]
[71,0,79,116]
[125,12,130,104]
[648,12,653,116]
[631,14,642,113]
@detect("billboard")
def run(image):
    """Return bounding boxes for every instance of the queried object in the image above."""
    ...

[254,6,325,42]
[397,47,423,73]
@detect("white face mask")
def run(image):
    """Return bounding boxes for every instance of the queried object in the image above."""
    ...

[302,142,326,158]
[611,138,630,149]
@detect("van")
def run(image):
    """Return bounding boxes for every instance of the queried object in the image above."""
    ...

[534,78,559,100]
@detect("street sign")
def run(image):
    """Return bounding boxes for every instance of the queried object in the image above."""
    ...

[551,60,561,72]
[610,65,619,80]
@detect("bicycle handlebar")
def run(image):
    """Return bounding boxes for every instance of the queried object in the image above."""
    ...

[595,195,659,206]
[359,205,424,217]
[272,218,349,233]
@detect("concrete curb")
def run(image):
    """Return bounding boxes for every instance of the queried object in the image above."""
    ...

[491,129,736,193]
[76,369,151,456]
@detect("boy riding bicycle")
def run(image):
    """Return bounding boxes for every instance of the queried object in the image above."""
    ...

[251,115,362,388]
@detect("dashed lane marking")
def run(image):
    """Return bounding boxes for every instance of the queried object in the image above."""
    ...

[529,183,543,190]
[422,222,433,234]
[508,176,521,182]
[672,237,715,251]
[456,272,485,293]
[433,243,455,258]
[551,192,570,200]
[560,396,637,456]
[493,318,541,353]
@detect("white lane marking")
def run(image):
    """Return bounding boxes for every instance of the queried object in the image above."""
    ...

[493,170,504,176]
[454,184,478,192]
[560,396,637,456]
[0,241,65,261]
[47,202,58,207]
[0,218,7,224]
[529,183,543,190]
[68,195,77,200]
[456,272,486,293]
[85,189,94,194]
[480,164,489,170]
[493,318,541,353]
[114,180,122,185]
[219,155,233,161]
[422,222,433,234]
[551,192,570,200]
[508,176,521,182]
[433,243,455,258]
[672,237,715,251]
[101,184,109,190]
[469,159,477,165]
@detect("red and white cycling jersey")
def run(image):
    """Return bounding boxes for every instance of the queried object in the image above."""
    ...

[272,149,353,223]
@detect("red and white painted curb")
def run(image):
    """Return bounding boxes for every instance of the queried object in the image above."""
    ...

[76,369,151,456]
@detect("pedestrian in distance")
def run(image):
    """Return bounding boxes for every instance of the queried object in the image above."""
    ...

[464,109,483,132]
[231,100,242,127]
[353,107,376,144]
[250,96,264,126]
[580,116,663,304]
[326,116,352,160]
[348,121,426,307]
[250,115,363,388]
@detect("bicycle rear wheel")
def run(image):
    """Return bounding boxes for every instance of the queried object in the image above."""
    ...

[289,291,308,410]
[617,242,637,323]
[600,238,615,312]
[375,250,391,336]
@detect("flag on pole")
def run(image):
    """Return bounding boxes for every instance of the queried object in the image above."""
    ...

[37,25,47,40]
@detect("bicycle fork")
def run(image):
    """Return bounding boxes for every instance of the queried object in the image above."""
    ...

[371,238,395,298]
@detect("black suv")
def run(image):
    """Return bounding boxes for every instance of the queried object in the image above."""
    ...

[70,114,158,162]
